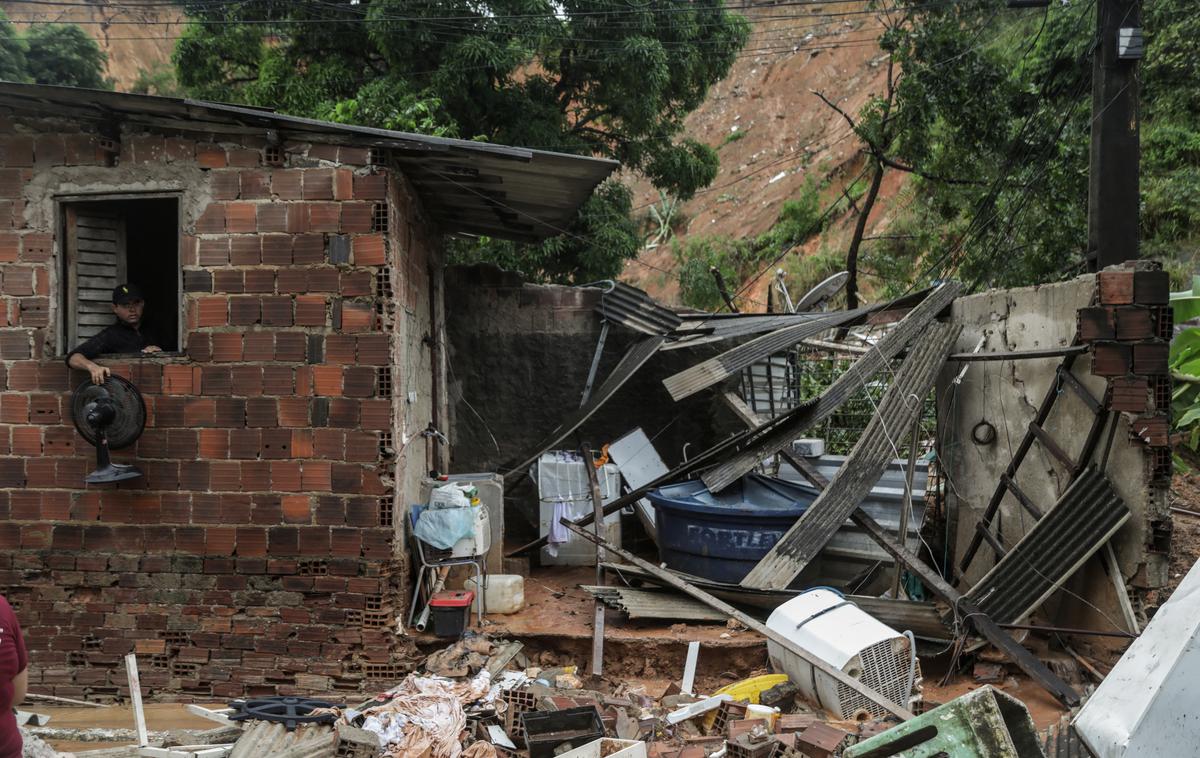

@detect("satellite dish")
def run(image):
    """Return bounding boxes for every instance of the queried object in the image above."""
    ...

[71,375,146,484]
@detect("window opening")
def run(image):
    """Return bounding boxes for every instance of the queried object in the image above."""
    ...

[61,197,180,353]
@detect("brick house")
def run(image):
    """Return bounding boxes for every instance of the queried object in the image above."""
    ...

[0,83,615,699]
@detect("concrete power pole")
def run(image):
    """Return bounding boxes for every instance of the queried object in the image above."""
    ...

[1086,0,1143,271]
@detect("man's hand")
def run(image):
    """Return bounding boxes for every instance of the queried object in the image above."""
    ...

[68,352,111,385]
[89,364,111,385]
[142,345,162,354]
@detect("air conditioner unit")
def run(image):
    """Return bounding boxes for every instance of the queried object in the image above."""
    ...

[766,589,922,719]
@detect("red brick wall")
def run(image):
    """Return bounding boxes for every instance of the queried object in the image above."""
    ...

[0,115,430,699]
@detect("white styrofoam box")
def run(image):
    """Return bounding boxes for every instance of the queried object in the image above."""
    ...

[792,438,826,458]
[556,738,646,758]
[537,451,622,566]
[1073,559,1200,757]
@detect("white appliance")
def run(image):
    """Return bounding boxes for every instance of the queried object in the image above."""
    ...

[421,473,504,574]
[766,589,921,719]
[1074,559,1200,757]
[537,451,622,566]
[607,427,669,542]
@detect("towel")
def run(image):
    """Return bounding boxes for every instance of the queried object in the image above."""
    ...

[546,498,571,558]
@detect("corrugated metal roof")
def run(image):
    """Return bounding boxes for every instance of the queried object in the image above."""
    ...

[0,82,618,244]
[662,307,870,401]
[700,282,962,492]
[965,467,1129,624]
[229,721,338,758]
[739,322,961,590]
[588,572,951,640]
[596,281,681,336]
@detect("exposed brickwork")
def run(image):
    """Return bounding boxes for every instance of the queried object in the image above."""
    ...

[0,113,439,700]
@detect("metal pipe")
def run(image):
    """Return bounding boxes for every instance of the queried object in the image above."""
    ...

[997,622,1135,639]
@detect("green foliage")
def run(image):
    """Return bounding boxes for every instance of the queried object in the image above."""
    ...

[130,63,182,97]
[448,180,639,285]
[721,130,745,147]
[173,0,749,281]
[1172,278,1200,467]
[0,11,28,83]
[848,0,1200,293]
[24,24,110,89]
[756,180,826,254]
[673,234,753,311]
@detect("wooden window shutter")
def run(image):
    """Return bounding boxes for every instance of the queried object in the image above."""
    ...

[65,207,126,347]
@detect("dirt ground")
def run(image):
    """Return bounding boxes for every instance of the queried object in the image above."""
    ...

[1167,470,1200,600]
[26,702,224,752]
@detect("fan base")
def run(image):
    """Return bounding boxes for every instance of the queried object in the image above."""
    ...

[86,463,143,484]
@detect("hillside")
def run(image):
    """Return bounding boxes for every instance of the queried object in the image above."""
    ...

[2,0,180,91]
[623,2,900,308]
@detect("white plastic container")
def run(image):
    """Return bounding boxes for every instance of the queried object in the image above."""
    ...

[464,574,525,615]
[537,452,622,566]
[765,589,919,719]
[448,505,490,559]
[556,738,646,758]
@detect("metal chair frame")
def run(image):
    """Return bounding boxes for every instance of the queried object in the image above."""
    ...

[407,505,486,629]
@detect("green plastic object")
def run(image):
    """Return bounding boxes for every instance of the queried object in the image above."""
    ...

[843,686,1046,758]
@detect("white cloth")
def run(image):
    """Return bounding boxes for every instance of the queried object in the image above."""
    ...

[546,497,571,557]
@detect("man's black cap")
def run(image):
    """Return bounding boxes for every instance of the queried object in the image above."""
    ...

[112,283,145,305]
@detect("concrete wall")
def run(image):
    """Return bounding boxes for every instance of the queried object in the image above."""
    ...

[445,265,736,544]
[0,113,431,699]
[941,274,1168,628]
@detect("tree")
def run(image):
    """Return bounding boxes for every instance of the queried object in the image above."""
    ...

[174,0,749,282]
[853,0,1198,296]
[0,11,28,83]
[24,24,110,89]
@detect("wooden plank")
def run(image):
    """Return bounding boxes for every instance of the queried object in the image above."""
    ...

[582,443,606,678]
[740,322,960,590]
[1002,474,1044,519]
[1029,421,1077,472]
[125,653,149,747]
[947,345,1088,362]
[563,521,916,720]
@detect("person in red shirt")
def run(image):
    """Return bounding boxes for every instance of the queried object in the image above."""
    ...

[0,596,27,757]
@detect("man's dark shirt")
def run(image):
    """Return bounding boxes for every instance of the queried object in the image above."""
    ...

[65,321,157,365]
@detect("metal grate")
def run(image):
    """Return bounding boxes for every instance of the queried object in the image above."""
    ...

[835,637,919,720]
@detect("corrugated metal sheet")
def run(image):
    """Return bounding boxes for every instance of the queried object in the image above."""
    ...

[229,722,338,758]
[502,335,665,480]
[597,281,681,336]
[662,307,869,400]
[965,467,1129,624]
[665,312,852,351]
[581,586,727,621]
[739,322,961,590]
[587,574,950,640]
[700,282,962,493]
[0,82,617,243]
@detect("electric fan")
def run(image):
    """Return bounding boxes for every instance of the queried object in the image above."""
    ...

[70,375,146,484]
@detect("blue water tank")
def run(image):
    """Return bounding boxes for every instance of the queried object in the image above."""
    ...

[647,474,817,584]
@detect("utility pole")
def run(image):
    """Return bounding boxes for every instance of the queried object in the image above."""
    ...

[1086,0,1143,271]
